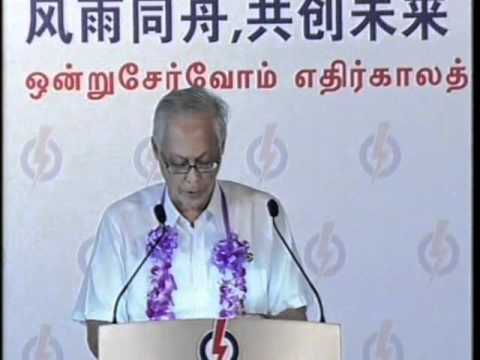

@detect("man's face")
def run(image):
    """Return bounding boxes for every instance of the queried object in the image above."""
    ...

[154,112,222,216]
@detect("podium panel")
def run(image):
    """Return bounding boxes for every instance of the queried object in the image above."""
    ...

[99,318,341,359]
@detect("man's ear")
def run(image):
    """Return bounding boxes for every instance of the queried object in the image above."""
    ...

[151,137,160,161]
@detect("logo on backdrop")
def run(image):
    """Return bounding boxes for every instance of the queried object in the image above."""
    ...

[78,236,95,274]
[418,220,459,280]
[133,137,163,185]
[21,126,63,184]
[22,324,64,360]
[246,123,288,183]
[363,320,404,360]
[304,222,346,277]
[359,122,401,181]
[198,319,239,360]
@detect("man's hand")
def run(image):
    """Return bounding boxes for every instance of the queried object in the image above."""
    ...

[268,306,307,321]
[242,313,268,319]
[243,307,307,321]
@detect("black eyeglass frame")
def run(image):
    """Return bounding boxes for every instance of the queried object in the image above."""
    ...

[161,156,220,175]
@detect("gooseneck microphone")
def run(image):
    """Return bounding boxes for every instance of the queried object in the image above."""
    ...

[112,204,167,324]
[267,199,326,323]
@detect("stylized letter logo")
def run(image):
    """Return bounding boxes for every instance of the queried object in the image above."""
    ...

[133,137,162,185]
[359,122,401,181]
[22,324,64,360]
[304,222,346,277]
[418,220,459,280]
[363,320,404,360]
[21,126,63,185]
[246,123,288,183]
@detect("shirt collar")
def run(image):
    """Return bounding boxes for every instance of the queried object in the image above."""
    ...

[204,182,223,225]
[162,182,223,228]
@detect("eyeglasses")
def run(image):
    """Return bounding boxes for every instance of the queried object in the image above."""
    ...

[162,158,220,175]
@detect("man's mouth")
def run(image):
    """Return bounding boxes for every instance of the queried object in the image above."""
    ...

[184,190,201,197]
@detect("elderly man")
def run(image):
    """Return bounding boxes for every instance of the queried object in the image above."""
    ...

[73,87,310,357]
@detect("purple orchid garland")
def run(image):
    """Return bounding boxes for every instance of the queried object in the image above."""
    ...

[145,227,251,320]
[146,186,252,320]
[211,232,251,318]
[145,225,179,320]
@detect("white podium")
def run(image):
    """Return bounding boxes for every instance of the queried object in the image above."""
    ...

[99,318,341,359]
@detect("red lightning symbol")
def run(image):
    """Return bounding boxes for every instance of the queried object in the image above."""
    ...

[212,319,228,360]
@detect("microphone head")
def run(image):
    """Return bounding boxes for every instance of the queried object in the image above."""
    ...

[154,204,166,224]
[267,199,279,218]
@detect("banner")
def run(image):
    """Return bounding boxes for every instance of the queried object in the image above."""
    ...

[4,1,471,359]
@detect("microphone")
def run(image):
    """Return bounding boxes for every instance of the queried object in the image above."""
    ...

[267,199,279,218]
[267,199,326,323]
[154,204,166,224]
[112,204,167,324]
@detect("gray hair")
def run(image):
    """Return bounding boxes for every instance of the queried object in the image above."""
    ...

[152,87,229,153]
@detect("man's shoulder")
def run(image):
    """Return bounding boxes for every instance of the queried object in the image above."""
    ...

[103,183,164,218]
[219,180,276,205]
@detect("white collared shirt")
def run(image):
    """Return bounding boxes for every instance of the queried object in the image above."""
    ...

[72,180,310,323]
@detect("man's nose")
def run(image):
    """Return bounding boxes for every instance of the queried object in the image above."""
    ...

[183,166,201,184]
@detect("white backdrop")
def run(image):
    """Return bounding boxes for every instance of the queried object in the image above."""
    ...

[4,1,471,359]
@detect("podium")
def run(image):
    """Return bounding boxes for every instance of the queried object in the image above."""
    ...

[99,318,341,359]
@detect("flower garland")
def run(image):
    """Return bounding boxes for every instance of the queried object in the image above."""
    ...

[145,225,179,320]
[146,186,252,320]
[211,232,251,318]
